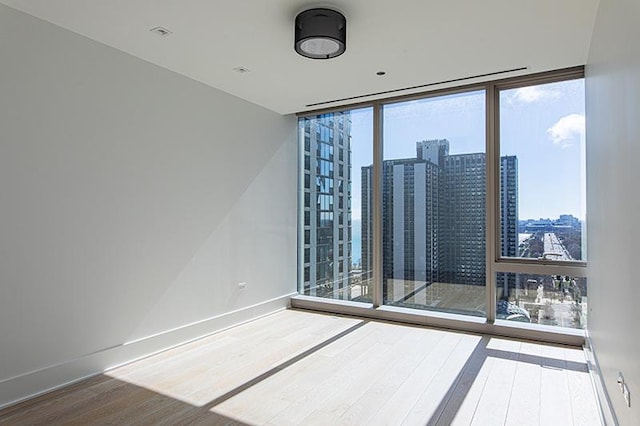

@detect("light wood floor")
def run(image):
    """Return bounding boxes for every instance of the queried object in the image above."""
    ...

[0,309,601,425]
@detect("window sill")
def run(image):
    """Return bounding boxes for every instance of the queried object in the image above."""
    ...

[290,294,585,346]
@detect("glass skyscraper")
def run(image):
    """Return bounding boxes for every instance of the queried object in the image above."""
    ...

[300,112,352,299]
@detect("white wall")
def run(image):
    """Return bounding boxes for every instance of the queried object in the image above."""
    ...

[0,5,297,407]
[586,0,640,423]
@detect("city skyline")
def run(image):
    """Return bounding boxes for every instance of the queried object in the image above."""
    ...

[301,79,585,298]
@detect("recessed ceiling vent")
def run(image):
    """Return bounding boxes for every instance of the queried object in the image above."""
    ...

[305,67,529,107]
[149,26,173,36]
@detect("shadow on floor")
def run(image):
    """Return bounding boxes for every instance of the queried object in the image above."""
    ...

[427,337,587,425]
[0,320,369,425]
[0,374,249,425]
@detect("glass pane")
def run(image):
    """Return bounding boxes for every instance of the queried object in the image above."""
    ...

[376,91,487,316]
[299,108,373,302]
[496,273,587,329]
[500,79,586,261]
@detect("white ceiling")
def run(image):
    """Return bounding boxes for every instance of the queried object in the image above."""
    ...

[0,0,599,115]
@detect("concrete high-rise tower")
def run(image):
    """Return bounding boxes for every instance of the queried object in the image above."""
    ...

[361,139,518,306]
[442,152,487,285]
[498,155,519,295]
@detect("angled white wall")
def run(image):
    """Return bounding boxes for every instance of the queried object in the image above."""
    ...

[0,5,296,407]
[586,0,640,423]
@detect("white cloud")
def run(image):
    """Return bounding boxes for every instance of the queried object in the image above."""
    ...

[547,114,585,147]
[512,86,559,103]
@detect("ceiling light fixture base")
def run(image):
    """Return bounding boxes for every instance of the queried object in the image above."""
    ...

[294,8,346,59]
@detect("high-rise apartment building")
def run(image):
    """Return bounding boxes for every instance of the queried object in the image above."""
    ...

[498,155,519,296]
[362,139,518,305]
[500,156,519,258]
[442,151,487,285]
[300,112,352,298]
[382,158,444,284]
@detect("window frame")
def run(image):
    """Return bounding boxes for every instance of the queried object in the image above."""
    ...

[487,69,586,322]
[295,66,586,345]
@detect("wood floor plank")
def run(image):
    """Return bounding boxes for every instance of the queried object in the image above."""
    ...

[438,337,494,426]
[563,346,601,426]
[503,341,543,426]
[468,338,521,425]
[402,334,485,426]
[264,324,401,424]
[0,309,601,426]
[370,332,464,426]
[112,311,360,407]
[539,343,574,425]
[266,323,383,406]
[338,328,448,425]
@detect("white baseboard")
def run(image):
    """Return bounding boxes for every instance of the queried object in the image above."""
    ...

[0,293,294,410]
[584,334,618,425]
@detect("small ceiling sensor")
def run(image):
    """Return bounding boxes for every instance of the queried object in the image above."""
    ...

[149,26,172,36]
[376,71,386,76]
[233,66,251,74]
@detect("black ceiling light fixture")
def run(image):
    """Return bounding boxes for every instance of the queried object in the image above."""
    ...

[295,8,346,59]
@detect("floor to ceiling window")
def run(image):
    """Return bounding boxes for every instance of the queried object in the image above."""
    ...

[379,90,487,316]
[297,67,586,338]
[494,76,587,330]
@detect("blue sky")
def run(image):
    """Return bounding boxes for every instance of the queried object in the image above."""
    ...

[348,79,586,223]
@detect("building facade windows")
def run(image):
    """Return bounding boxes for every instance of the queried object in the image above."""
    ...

[299,109,373,300]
